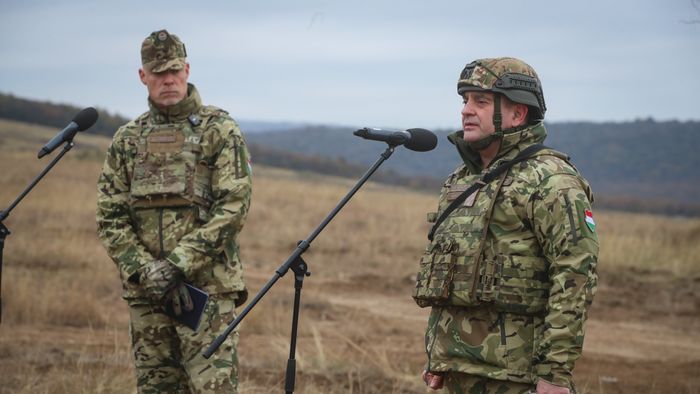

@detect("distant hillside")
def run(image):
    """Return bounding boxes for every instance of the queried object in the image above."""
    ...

[245,121,700,209]
[0,91,305,135]
[246,123,700,217]
[0,92,130,137]
[2,91,699,216]
[546,120,700,203]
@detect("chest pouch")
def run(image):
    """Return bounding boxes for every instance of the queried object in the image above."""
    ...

[130,125,213,210]
[413,234,458,307]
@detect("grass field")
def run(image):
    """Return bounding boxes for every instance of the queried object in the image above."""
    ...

[1,118,699,393]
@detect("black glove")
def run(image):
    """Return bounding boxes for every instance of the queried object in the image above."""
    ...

[167,284,194,316]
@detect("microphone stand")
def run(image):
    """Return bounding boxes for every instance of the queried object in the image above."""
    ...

[203,144,397,393]
[0,141,75,323]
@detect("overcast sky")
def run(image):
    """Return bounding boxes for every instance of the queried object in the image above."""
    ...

[1,0,698,130]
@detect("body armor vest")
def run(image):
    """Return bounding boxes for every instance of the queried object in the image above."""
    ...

[413,153,561,315]
[129,112,215,219]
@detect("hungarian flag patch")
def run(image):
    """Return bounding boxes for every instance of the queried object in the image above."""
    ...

[584,209,596,232]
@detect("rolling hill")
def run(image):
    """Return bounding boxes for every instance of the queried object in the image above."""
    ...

[2,91,699,215]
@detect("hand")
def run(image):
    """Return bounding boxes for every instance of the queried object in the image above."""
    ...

[536,379,570,394]
[167,283,194,316]
[140,259,182,301]
[422,370,444,390]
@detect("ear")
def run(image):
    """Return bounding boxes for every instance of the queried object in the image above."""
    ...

[138,68,147,85]
[513,103,529,126]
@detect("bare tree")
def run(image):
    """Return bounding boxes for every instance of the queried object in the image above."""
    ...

[681,0,700,24]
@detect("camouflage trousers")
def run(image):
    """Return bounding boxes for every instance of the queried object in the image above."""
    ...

[443,372,535,394]
[128,296,239,394]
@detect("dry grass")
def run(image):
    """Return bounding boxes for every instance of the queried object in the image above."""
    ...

[596,210,700,276]
[1,120,699,393]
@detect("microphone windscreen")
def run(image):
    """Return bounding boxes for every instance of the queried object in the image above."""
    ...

[73,107,99,131]
[405,128,438,152]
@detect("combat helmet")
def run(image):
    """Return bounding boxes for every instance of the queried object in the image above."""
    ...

[458,57,546,130]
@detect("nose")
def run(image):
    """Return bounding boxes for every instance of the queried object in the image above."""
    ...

[461,100,475,116]
[162,70,177,84]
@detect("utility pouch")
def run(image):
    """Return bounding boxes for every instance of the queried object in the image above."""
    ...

[412,235,457,307]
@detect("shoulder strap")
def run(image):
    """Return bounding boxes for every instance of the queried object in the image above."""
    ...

[427,144,547,241]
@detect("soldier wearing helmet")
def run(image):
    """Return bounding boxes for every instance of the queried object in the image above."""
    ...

[413,57,598,393]
[96,29,252,393]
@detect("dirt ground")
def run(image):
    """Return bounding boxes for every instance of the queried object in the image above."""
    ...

[2,264,698,393]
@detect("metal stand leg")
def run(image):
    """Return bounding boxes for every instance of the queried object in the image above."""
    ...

[285,255,310,394]
[0,222,9,323]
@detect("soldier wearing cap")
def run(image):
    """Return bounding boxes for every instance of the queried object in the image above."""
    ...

[96,29,252,393]
[413,57,598,393]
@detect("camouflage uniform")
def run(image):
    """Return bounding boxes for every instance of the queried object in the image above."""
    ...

[413,58,598,392]
[96,30,252,393]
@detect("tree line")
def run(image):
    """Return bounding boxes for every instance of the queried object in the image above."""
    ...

[0,92,128,137]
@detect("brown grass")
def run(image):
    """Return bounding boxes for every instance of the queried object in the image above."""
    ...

[1,119,699,393]
[596,210,700,276]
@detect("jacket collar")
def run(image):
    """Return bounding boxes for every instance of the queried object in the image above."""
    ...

[448,121,548,172]
[147,83,201,124]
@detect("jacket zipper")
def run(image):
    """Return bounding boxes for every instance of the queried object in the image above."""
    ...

[158,208,165,259]
[499,313,507,346]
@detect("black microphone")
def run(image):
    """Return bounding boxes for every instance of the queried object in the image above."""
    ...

[353,127,437,152]
[37,107,99,158]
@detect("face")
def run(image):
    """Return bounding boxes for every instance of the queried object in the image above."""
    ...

[139,63,190,109]
[460,91,523,143]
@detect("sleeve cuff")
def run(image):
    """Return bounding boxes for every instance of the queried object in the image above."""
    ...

[535,365,572,387]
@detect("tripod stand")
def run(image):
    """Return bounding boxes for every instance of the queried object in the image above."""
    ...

[203,145,397,393]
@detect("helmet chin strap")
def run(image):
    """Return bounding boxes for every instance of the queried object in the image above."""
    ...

[468,94,504,151]
[493,93,503,134]
[467,94,528,151]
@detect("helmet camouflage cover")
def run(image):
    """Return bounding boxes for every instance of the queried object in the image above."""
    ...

[458,57,546,120]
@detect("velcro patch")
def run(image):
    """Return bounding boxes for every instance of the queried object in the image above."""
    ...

[147,129,185,153]
[447,184,479,207]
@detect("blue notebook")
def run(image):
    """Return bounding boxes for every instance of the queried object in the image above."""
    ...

[165,283,209,331]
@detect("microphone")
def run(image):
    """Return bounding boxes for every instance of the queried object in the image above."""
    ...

[37,107,99,158]
[353,127,437,152]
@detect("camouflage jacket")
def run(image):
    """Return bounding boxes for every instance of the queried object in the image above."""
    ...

[96,84,252,305]
[415,122,598,387]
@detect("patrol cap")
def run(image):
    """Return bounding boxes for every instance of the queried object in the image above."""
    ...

[457,57,546,120]
[141,29,187,73]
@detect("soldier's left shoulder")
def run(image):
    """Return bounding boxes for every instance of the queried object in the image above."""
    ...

[533,151,594,202]
[518,149,578,182]
[198,105,243,135]
[199,104,230,118]
[530,148,579,176]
